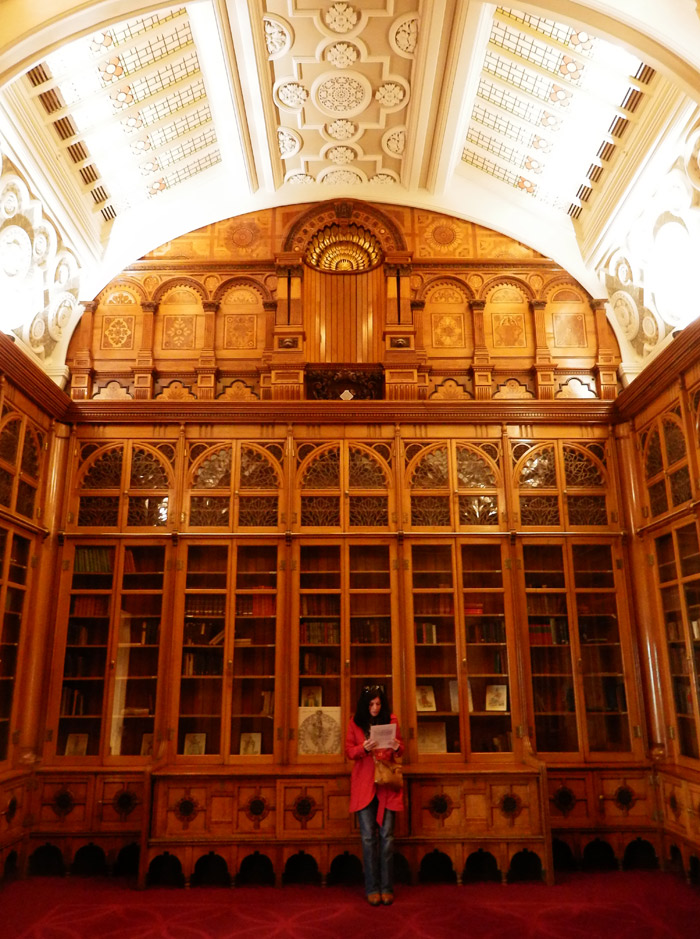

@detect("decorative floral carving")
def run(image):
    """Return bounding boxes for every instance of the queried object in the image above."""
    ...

[394,16,419,54]
[384,129,405,155]
[327,119,356,140]
[552,785,577,816]
[157,381,196,400]
[316,75,368,112]
[224,314,256,349]
[328,146,356,164]
[163,315,194,349]
[498,792,523,819]
[278,129,300,157]
[370,173,396,184]
[432,313,464,347]
[430,379,471,400]
[244,794,271,826]
[277,82,308,109]
[556,378,596,399]
[287,173,315,184]
[375,83,405,107]
[52,787,76,817]
[326,42,358,68]
[324,3,358,33]
[112,788,139,818]
[263,16,291,57]
[174,795,199,824]
[93,381,133,400]
[103,315,134,348]
[429,285,464,303]
[321,169,363,184]
[428,793,454,820]
[494,378,534,399]
[613,785,636,813]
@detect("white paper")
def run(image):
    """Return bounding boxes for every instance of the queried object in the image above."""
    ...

[369,723,396,748]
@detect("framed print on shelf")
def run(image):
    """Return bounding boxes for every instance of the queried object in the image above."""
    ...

[140,733,154,756]
[417,722,447,753]
[300,685,322,708]
[64,733,88,756]
[239,732,261,755]
[449,679,460,713]
[416,685,436,712]
[485,684,508,711]
[297,706,342,755]
[183,732,207,755]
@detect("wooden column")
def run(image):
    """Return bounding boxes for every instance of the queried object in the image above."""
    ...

[530,299,556,399]
[470,299,493,400]
[591,298,619,400]
[133,299,157,399]
[267,258,305,399]
[196,299,219,400]
[69,300,96,400]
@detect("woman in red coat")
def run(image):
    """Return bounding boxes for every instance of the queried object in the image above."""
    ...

[345,685,404,905]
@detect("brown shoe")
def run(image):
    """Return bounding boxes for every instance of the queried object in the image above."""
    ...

[367,893,381,906]
[381,892,394,905]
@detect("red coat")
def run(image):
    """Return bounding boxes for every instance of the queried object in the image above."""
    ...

[345,715,404,823]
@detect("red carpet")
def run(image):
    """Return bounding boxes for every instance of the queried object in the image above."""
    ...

[3,871,700,938]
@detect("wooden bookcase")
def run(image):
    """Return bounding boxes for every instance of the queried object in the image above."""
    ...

[0,527,32,761]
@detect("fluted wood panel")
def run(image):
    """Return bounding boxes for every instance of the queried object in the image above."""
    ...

[303,268,385,363]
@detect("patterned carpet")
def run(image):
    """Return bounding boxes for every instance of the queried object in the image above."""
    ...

[4,871,700,938]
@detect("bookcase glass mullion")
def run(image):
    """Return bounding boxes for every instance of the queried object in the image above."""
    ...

[59,544,114,757]
[411,543,460,755]
[297,544,342,757]
[461,542,511,753]
[349,544,392,708]
[108,545,165,757]
[655,525,700,759]
[572,543,631,753]
[0,529,30,761]
[178,544,227,756]
[230,544,278,757]
[524,543,578,753]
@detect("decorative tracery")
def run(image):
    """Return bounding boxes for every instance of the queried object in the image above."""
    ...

[298,442,390,529]
[642,411,692,518]
[407,442,501,528]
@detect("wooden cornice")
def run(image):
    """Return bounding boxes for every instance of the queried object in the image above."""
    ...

[65,398,615,426]
[614,318,700,422]
[0,334,71,420]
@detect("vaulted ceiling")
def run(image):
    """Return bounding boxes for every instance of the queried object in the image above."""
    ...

[1,2,700,383]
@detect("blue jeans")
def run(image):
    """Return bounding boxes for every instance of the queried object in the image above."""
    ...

[357,796,395,896]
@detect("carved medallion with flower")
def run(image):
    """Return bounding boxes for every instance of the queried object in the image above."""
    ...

[493,313,526,347]
[327,119,356,140]
[263,16,291,58]
[102,315,134,349]
[326,43,358,68]
[224,315,256,349]
[428,286,465,304]
[163,315,195,349]
[393,16,419,54]
[106,290,136,305]
[324,3,358,33]
[376,83,406,108]
[432,314,464,347]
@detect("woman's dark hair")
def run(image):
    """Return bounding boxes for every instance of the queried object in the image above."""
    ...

[353,685,391,733]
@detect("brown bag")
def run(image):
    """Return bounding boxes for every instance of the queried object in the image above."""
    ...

[373,754,403,790]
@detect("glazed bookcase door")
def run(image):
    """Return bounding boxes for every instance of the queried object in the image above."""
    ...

[0,528,31,762]
[176,540,281,760]
[459,541,514,755]
[408,541,461,759]
[178,543,228,757]
[654,522,700,761]
[107,544,167,758]
[230,543,280,760]
[57,544,116,758]
[293,540,397,761]
[521,539,637,758]
[522,542,579,754]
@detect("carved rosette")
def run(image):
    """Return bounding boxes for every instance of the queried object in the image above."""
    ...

[428,792,454,820]
[51,787,76,817]
[551,785,577,816]
[292,794,318,825]
[112,788,139,819]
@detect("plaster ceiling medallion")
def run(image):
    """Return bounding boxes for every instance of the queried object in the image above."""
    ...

[318,168,366,185]
[326,119,357,141]
[390,14,420,57]
[324,3,360,35]
[0,226,32,280]
[286,173,316,184]
[326,145,357,164]
[278,128,301,158]
[325,42,359,68]
[275,80,309,110]
[263,15,293,59]
[370,172,398,184]
[375,80,408,110]
[305,222,382,272]
[382,127,406,157]
[313,72,372,117]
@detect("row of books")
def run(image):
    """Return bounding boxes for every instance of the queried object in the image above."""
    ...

[300,596,341,616]
[186,595,226,615]
[66,622,107,646]
[532,680,576,713]
[350,619,391,643]
[60,685,86,716]
[74,547,113,573]
[666,618,700,641]
[466,619,506,643]
[300,652,338,675]
[300,620,340,643]
[415,622,438,644]
[118,619,159,646]
[236,594,276,616]
[529,620,570,645]
[71,595,110,617]
[413,595,453,615]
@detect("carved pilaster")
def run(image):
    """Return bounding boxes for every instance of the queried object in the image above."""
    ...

[133,299,157,399]
[195,299,219,399]
[69,300,97,400]
[530,299,555,399]
[591,298,619,400]
[470,299,492,400]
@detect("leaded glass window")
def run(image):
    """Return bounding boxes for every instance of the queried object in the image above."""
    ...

[408,442,501,529]
[298,442,390,530]
[642,412,692,519]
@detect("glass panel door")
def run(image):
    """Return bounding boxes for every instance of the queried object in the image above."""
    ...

[572,543,630,753]
[230,544,278,757]
[461,542,512,753]
[0,530,30,761]
[108,545,165,756]
[410,543,460,755]
[59,545,114,757]
[524,544,578,752]
[178,544,227,756]
[349,544,393,707]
